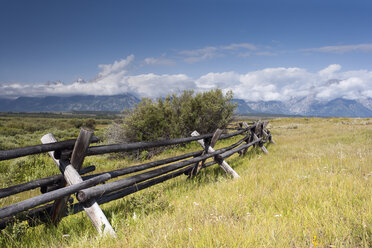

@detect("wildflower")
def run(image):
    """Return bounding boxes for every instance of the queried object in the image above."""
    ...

[274,214,281,217]
[312,235,321,247]
[188,227,192,231]
[193,202,199,206]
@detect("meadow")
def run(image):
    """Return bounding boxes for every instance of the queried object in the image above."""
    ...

[0,115,371,247]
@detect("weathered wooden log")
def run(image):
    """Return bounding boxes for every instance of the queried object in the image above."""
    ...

[190,129,223,177]
[96,164,195,206]
[0,150,231,230]
[58,129,249,160]
[210,129,223,148]
[77,138,246,202]
[251,130,269,154]
[202,140,260,170]
[252,132,268,154]
[48,129,94,224]
[260,144,269,154]
[246,126,269,154]
[0,203,53,230]
[0,166,95,199]
[42,163,198,221]
[0,149,220,228]
[241,122,253,155]
[0,173,111,219]
[0,163,194,230]
[93,139,262,207]
[254,120,262,137]
[41,131,116,237]
[0,127,251,162]
[264,129,276,144]
[224,127,241,130]
[191,130,240,179]
[221,139,261,159]
[0,123,268,229]
[40,183,64,194]
[82,150,203,181]
[0,136,99,161]
[0,134,265,230]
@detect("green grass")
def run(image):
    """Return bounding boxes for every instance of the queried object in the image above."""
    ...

[1,117,372,247]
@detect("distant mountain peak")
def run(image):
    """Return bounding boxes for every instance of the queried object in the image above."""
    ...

[45,80,64,86]
[75,78,86,84]
[234,96,372,117]
[1,93,371,117]
[0,94,140,112]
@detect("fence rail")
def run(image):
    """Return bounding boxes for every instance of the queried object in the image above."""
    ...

[0,120,275,237]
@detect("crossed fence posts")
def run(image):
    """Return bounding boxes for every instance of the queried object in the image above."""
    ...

[0,120,275,237]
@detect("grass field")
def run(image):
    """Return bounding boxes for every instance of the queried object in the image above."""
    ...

[0,116,371,247]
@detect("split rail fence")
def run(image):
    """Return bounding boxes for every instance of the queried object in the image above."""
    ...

[0,120,275,237]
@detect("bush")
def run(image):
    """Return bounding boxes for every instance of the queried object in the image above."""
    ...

[117,89,236,143]
[85,119,96,129]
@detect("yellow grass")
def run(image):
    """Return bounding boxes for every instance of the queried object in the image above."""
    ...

[1,117,372,247]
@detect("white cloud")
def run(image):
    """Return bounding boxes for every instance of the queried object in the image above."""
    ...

[196,72,241,90]
[221,43,257,50]
[315,69,372,100]
[179,42,258,63]
[1,58,371,103]
[0,55,195,99]
[318,64,342,79]
[316,77,365,100]
[195,68,312,101]
[97,55,134,77]
[144,57,175,66]
[196,65,372,101]
[126,73,195,97]
[303,43,372,54]
[179,46,219,63]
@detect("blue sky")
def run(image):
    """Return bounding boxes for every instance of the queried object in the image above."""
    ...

[1,0,372,101]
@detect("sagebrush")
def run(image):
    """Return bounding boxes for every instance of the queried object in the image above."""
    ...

[108,89,236,144]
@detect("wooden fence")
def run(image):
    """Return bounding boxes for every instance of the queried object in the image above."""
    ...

[0,121,275,237]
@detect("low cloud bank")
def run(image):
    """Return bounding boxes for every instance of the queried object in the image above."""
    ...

[1,55,371,102]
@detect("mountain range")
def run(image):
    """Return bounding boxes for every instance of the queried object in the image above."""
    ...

[238,97,372,117]
[0,94,371,117]
[0,94,140,112]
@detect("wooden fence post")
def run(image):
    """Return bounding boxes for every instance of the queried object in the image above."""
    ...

[191,130,240,179]
[262,121,276,144]
[50,129,93,224]
[242,122,269,154]
[241,122,252,155]
[255,121,269,154]
[190,129,224,177]
[267,130,276,144]
[41,130,116,237]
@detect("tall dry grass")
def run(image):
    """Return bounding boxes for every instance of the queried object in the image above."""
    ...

[1,117,371,247]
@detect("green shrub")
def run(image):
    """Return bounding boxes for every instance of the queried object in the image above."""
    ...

[70,119,84,129]
[118,89,236,143]
[84,119,96,129]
